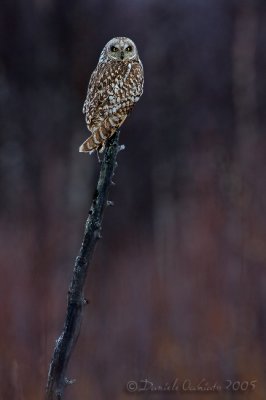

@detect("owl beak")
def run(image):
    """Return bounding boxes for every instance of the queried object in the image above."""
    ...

[120,51,124,60]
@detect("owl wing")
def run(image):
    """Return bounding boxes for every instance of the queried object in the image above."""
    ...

[124,61,144,115]
[130,61,144,98]
[83,61,144,126]
[80,60,144,153]
[82,63,116,128]
[82,68,99,117]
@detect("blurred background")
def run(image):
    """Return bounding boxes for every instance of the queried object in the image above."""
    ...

[1,0,266,399]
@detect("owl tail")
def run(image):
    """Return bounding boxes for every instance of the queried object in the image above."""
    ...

[79,116,126,154]
[79,135,98,153]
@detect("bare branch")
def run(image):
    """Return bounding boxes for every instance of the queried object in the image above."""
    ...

[46,131,121,400]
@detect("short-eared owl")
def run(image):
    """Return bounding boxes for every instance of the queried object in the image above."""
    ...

[79,37,144,153]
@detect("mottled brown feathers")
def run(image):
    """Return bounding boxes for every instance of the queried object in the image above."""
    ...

[79,37,144,153]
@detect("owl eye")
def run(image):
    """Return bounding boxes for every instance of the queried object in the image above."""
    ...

[111,46,118,52]
[126,46,133,52]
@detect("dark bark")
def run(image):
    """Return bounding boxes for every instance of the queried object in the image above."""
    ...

[46,131,121,400]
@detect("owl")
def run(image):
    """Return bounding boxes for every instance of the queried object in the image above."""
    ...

[79,37,144,153]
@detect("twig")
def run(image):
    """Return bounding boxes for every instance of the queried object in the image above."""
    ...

[46,131,122,400]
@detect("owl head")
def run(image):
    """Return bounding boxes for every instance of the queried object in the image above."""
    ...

[99,37,139,63]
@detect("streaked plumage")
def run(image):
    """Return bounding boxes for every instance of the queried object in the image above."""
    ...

[79,37,144,153]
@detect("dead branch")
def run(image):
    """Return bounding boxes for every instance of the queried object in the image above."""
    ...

[46,131,122,400]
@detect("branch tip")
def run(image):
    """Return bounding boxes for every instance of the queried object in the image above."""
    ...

[118,144,125,152]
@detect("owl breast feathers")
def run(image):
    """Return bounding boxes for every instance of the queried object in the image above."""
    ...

[79,37,144,153]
